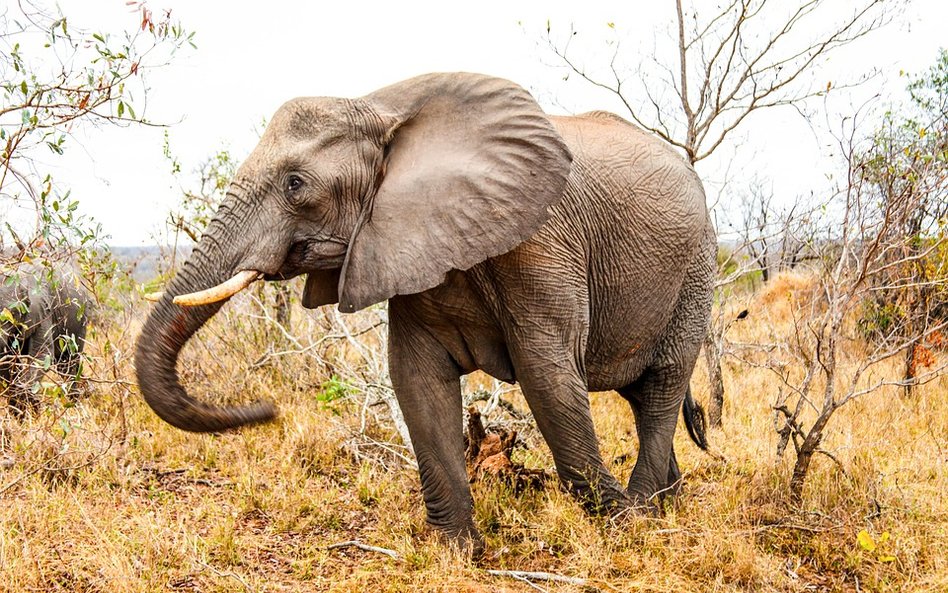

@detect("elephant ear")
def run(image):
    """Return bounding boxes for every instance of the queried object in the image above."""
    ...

[337,73,573,312]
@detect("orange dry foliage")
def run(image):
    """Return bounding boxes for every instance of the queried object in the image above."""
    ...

[930,329,946,349]
[911,344,938,376]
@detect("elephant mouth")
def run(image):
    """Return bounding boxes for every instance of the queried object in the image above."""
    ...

[264,238,348,281]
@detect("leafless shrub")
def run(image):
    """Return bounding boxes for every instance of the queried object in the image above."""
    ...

[750,106,948,501]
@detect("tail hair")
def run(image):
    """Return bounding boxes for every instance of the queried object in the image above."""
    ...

[682,386,708,451]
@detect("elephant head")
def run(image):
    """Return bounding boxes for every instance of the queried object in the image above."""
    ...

[135,72,573,432]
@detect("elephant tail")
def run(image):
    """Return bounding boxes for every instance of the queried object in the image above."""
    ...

[682,386,708,451]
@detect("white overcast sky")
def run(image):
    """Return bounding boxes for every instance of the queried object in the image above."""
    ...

[21,0,948,245]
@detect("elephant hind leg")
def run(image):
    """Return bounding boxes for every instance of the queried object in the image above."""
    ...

[515,357,632,514]
[618,374,687,506]
[616,292,710,505]
[489,259,632,515]
[617,224,714,505]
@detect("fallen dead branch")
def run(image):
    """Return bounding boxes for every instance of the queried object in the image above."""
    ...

[485,569,587,587]
[196,560,252,591]
[326,539,399,560]
[325,539,588,589]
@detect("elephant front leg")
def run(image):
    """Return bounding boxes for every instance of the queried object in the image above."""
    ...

[388,305,480,554]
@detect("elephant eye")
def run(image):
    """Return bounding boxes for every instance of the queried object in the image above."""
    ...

[285,174,304,195]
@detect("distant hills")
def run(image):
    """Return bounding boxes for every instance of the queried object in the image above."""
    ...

[110,245,192,282]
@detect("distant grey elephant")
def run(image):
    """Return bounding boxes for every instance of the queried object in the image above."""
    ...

[1,263,90,414]
[135,72,714,552]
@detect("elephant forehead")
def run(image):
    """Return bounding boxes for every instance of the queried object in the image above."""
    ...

[238,98,361,176]
[266,96,355,141]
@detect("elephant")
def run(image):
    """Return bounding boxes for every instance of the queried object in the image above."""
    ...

[1,262,91,415]
[135,72,715,553]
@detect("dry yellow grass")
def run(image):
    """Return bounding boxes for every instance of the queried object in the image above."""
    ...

[1,272,946,592]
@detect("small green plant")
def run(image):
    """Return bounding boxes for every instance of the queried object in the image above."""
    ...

[316,375,352,411]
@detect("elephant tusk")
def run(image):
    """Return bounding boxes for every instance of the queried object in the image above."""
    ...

[173,270,262,307]
[142,291,164,302]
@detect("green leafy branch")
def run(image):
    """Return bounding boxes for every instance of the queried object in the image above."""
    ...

[1,1,194,263]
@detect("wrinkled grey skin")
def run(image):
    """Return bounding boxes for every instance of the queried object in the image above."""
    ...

[135,73,715,552]
[1,263,90,414]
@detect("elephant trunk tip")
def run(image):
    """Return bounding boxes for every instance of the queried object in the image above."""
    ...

[141,387,280,434]
[191,399,280,433]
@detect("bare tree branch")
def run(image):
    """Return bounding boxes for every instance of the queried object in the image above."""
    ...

[544,0,893,164]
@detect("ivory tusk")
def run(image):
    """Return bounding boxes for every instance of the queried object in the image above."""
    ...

[173,270,261,306]
[142,291,164,302]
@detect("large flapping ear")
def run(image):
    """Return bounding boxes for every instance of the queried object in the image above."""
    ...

[337,73,573,312]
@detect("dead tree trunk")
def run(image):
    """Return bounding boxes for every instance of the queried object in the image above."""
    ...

[789,404,834,503]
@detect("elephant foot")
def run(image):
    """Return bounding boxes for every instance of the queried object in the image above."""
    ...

[624,490,666,517]
[589,487,665,528]
[625,480,682,515]
[430,520,484,558]
[625,448,684,512]
[563,472,636,517]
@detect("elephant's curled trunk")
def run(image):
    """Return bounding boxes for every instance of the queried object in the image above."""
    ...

[134,228,277,433]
